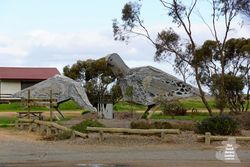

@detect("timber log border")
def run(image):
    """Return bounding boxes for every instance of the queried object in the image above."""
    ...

[197,132,250,145]
[16,118,88,138]
[86,127,180,141]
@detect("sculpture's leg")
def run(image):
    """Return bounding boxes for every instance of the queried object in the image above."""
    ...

[54,105,65,118]
[141,104,156,119]
[147,105,160,119]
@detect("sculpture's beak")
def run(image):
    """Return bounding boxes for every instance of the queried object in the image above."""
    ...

[105,55,110,67]
[105,54,114,67]
[107,62,112,67]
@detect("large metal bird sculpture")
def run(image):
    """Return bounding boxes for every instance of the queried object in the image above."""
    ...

[13,75,96,118]
[106,53,200,118]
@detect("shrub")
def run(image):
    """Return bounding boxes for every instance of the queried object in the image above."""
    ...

[170,121,196,131]
[236,112,250,130]
[153,121,172,129]
[56,130,73,140]
[71,119,104,133]
[161,100,187,116]
[130,120,172,129]
[43,130,73,140]
[130,120,151,129]
[196,115,239,135]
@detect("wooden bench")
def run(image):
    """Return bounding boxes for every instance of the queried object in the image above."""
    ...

[17,111,44,120]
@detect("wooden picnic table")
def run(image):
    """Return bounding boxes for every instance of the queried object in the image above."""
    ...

[17,111,44,120]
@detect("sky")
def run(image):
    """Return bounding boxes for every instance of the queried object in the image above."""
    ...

[0,0,249,80]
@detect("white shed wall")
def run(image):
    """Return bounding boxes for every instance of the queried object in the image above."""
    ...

[0,80,21,95]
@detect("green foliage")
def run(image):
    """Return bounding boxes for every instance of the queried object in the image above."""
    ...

[71,119,104,133]
[155,28,181,59]
[122,2,141,28]
[196,115,239,135]
[211,74,246,113]
[160,100,187,116]
[113,2,141,41]
[193,38,250,114]
[113,0,250,117]
[130,120,172,129]
[111,84,122,104]
[239,1,250,18]
[63,58,122,107]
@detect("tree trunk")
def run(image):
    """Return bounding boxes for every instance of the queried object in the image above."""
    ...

[245,83,250,112]
[219,51,225,115]
[194,66,213,116]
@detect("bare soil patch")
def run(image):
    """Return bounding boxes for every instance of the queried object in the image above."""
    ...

[1,111,250,166]
[0,128,250,167]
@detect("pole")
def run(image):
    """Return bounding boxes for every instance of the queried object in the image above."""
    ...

[28,90,30,119]
[49,90,52,122]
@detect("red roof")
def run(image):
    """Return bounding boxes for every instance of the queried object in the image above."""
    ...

[0,67,60,80]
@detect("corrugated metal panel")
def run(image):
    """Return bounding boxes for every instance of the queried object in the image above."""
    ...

[0,67,60,80]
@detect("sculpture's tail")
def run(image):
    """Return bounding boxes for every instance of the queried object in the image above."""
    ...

[70,83,97,112]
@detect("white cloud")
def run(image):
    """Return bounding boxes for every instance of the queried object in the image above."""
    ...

[0,35,28,57]
[0,29,157,73]
[0,45,28,57]
[0,19,249,78]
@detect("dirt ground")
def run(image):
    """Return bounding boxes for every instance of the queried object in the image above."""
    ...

[0,128,250,167]
[0,111,250,167]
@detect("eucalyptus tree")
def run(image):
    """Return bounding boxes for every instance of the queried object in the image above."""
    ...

[113,0,248,115]
[63,58,122,106]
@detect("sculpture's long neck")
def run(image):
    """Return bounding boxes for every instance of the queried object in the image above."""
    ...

[111,59,130,77]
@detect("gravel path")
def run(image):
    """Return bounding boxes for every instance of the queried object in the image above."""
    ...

[0,128,250,167]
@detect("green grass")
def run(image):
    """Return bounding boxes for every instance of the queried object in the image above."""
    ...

[180,99,217,110]
[0,117,16,124]
[113,99,217,112]
[0,98,245,114]
[0,102,48,111]
[113,101,147,112]
[0,103,24,111]
[0,100,82,112]
[58,100,82,110]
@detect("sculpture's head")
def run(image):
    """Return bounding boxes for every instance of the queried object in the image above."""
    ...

[105,53,130,77]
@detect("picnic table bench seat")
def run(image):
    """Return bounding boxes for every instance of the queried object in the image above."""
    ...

[17,111,44,120]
